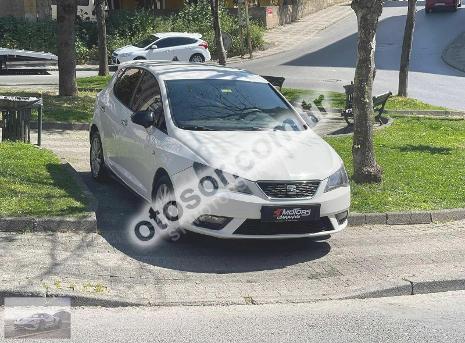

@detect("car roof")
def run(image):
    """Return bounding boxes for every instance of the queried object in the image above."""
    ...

[153,32,202,39]
[119,61,268,83]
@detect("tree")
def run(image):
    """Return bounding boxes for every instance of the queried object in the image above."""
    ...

[95,0,109,76]
[36,0,52,19]
[210,0,227,65]
[398,0,417,97]
[351,0,384,183]
[57,0,78,96]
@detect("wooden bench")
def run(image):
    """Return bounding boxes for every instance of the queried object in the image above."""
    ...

[341,82,392,125]
[261,75,285,91]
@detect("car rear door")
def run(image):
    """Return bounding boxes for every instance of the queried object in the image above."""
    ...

[105,67,143,180]
[122,69,167,200]
[172,37,198,61]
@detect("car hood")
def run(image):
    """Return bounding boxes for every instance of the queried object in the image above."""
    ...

[174,129,342,181]
[114,45,143,54]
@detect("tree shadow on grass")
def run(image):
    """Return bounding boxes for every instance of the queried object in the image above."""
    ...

[45,163,89,215]
[397,144,452,155]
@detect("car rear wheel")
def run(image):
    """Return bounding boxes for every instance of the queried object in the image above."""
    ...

[90,131,107,181]
[189,53,205,63]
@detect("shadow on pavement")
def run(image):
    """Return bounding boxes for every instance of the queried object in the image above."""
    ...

[81,172,332,274]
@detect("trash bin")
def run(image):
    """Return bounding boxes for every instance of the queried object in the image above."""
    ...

[0,95,43,144]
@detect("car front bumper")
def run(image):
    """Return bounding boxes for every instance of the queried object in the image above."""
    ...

[171,168,350,239]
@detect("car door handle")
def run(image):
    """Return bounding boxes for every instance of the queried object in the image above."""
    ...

[121,119,128,127]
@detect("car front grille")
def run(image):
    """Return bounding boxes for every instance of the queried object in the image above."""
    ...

[257,181,320,199]
[234,217,333,235]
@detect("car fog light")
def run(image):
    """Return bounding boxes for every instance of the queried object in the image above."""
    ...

[193,215,233,230]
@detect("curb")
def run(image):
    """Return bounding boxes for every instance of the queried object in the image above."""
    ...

[30,122,89,131]
[349,208,465,227]
[0,156,98,233]
[330,108,465,117]
[442,31,465,73]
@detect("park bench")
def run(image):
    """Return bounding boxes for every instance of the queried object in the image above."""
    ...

[341,82,392,125]
[261,75,285,91]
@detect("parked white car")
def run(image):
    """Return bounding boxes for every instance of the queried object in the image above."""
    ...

[112,33,211,64]
[14,313,61,331]
[89,61,350,239]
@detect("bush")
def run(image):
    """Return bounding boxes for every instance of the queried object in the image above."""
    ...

[0,1,264,63]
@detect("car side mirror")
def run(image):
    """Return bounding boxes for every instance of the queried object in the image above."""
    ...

[131,110,155,128]
[150,45,157,49]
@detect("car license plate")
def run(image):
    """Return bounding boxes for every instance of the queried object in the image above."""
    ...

[261,205,320,222]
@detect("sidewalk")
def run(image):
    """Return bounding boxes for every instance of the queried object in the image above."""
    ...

[230,4,352,63]
[1,220,464,306]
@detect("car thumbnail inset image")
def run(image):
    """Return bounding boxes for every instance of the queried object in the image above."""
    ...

[3,297,71,339]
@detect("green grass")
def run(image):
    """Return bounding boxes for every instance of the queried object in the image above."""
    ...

[77,75,112,91]
[0,90,96,123]
[325,116,465,213]
[282,88,449,112]
[0,142,88,217]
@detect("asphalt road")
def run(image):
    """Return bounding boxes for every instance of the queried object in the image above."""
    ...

[232,2,465,111]
[1,292,464,342]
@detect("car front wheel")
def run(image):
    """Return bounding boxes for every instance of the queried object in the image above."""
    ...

[90,131,107,181]
[152,175,184,242]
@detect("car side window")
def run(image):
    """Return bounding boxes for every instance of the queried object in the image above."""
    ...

[113,68,143,108]
[132,71,167,133]
[155,37,187,48]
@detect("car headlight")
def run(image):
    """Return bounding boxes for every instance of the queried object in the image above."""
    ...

[324,165,349,193]
[193,162,253,195]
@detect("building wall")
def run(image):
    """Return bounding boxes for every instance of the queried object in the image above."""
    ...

[0,0,26,17]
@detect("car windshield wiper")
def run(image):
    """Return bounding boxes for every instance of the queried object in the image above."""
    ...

[179,124,216,131]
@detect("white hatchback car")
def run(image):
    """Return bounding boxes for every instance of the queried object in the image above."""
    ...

[112,33,211,64]
[90,61,350,239]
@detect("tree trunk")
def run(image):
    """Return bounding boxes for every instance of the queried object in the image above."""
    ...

[57,0,78,96]
[36,0,52,19]
[351,0,384,183]
[398,0,417,97]
[96,0,109,76]
[210,0,227,66]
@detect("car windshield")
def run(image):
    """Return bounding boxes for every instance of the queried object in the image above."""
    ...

[165,79,305,131]
[134,36,157,48]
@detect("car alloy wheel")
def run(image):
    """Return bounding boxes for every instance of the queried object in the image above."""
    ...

[189,54,205,63]
[90,132,106,181]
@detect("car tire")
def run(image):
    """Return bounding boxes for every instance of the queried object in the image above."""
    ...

[90,131,107,182]
[134,56,146,60]
[189,53,205,63]
[152,175,184,242]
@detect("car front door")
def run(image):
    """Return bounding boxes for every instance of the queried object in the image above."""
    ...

[105,67,143,181]
[148,38,184,61]
[122,70,168,200]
